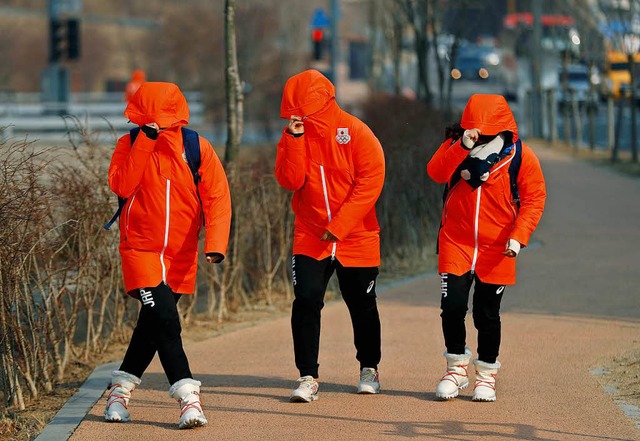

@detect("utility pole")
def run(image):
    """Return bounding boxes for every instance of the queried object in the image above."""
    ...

[630,0,638,162]
[43,0,81,112]
[43,0,68,110]
[330,0,340,94]
[530,0,543,138]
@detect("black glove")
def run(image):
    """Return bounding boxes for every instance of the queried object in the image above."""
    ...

[140,124,159,140]
[206,252,224,264]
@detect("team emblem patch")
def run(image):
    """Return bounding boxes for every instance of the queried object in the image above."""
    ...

[336,128,351,144]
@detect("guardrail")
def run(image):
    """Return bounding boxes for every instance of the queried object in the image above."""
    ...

[0,92,204,141]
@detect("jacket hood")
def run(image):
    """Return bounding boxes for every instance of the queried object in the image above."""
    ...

[460,94,518,140]
[280,70,336,119]
[131,70,146,82]
[124,82,189,128]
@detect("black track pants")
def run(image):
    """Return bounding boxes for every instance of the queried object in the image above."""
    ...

[119,282,192,385]
[439,272,504,363]
[291,255,381,378]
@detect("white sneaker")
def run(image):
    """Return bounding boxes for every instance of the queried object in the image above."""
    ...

[472,360,501,402]
[435,349,472,400]
[104,370,141,422]
[169,378,208,429]
[289,376,319,402]
[357,367,381,394]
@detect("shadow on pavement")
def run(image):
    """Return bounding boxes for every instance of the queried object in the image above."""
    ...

[82,413,177,431]
[138,373,435,403]
[205,407,635,441]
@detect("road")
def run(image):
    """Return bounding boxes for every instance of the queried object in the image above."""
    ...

[59,142,640,441]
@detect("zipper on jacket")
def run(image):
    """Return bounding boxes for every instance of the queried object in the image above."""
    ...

[470,186,482,274]
[320,165,337,261]
[160,180,171,282]
[124,194,136,240]
[469,149,515,273]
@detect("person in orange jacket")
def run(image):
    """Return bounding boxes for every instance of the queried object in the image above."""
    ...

[427,94,546,402]
[105,82,232,428]
[275,70,386,402]
[124,69,146,103]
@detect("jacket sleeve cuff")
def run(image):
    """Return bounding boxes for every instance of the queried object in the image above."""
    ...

[507,238,521,255]
[132,134,156,152]
[327,220,348,241]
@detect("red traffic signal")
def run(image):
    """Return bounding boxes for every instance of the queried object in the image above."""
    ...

[312,29,324,60]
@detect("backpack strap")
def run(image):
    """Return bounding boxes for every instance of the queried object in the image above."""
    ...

[104,128,142,230]
[103,197,126,230]
[181,127,201,186]
[104,127,202,231]
[508,140,522,209]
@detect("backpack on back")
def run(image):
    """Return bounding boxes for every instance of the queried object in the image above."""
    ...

[104,127,202,230]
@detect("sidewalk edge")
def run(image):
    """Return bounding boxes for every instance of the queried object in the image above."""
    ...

[33,361,120,441]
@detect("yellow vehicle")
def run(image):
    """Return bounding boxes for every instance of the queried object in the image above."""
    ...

[604,50,640,97]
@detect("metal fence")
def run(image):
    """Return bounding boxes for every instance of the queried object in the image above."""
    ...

[0,92,204,141]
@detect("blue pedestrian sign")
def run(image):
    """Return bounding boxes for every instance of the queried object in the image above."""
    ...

[311,8,331,29]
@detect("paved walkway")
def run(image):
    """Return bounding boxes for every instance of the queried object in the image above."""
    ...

[63,146,640,440]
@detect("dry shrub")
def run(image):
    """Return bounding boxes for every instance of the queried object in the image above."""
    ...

[0,138,54,411]
[362,94,451,274]
[193,148,294,324]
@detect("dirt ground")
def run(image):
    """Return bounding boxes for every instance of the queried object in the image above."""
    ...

[594,344,640,427]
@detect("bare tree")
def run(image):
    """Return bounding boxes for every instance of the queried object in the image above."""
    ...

[396,0,433,104]
[224,0,244,164]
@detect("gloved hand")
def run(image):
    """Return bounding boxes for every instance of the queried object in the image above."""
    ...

[462,128,481,149]
[206,252,224,264]
[140,123,160,140]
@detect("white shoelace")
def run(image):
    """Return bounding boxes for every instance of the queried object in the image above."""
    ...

[360,369,377,383]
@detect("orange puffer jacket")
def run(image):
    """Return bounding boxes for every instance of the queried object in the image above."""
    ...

[427,94,546,285]
[275,70,385,267]
[109,82,232,294]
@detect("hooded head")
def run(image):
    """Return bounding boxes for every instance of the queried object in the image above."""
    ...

[131,69,146,82]
[124,82,189,128]
[280,70,336,119]
[460,94,518,141]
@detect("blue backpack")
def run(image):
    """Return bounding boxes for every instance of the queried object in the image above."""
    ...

[104,127,201,230]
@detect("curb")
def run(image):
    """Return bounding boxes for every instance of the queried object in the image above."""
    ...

[34,361,120,441]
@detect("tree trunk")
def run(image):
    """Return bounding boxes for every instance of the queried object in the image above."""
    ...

[428,0,445,109]
[629,53,638,162]
[399,0,432,104]
[224,0,244,163]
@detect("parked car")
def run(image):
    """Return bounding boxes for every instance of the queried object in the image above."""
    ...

[557,63,597,109]
[450,45,502,81]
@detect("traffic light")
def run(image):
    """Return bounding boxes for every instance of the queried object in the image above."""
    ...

[312,28,324,60]
[49,18,81,62]
[49,19,65,63]
[67,18,80,60]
